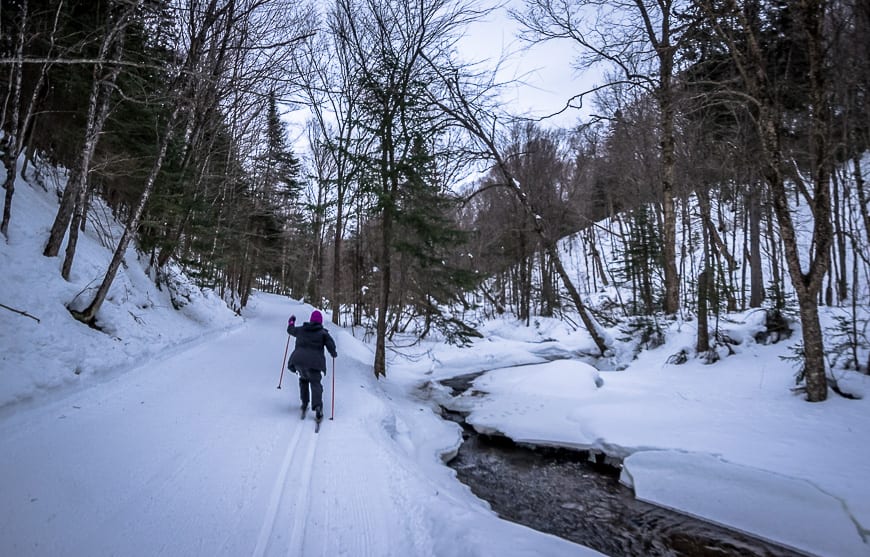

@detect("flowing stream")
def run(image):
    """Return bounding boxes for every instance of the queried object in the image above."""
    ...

[434,373,808,557]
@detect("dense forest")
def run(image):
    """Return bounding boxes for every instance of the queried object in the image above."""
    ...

[1,0,868,399]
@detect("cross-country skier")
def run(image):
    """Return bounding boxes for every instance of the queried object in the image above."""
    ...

[287,310,337,421]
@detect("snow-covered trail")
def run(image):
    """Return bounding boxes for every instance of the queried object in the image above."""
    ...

[0,294,595,557]
[1,296,311,556]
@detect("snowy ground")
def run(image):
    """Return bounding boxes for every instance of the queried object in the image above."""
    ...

[3,164,870,556]
[413,317,870,557]
[0,294,595,557]
[0,172,596,556]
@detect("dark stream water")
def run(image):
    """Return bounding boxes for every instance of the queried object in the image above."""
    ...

[436,374,809,557]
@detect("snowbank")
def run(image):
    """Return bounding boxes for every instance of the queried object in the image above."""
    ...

[423,315,870,556]
[0,160,240,412]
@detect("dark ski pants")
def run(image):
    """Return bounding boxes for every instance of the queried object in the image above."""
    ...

[298,368,324,411]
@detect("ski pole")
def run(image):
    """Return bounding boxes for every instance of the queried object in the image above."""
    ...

[277,335,291,389]
[330,356,335,420]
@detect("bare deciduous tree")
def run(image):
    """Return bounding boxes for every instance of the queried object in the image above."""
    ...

[42,0,138,261]
[425,63,610,355]
[71,0,236,325]
[513,0,689,315]
[294,13,367,325]
[1,0,28,238]
[694,0,835,401]
[333,0,485,377]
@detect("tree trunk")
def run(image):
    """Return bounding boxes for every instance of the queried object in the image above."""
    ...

[748,184,765,307]
[793,0,833,400]
[547,243,608,355]
[540,250,555,317]
[1,0,27,239]
[831,169,847,303]
[797,293,827,397]
[697,186,713,353]
[5,0,62,237]
[852,153,870,249]
[44,3,129,258]
[764,201,784,308]
[697,268,710,353]
[332,186,344,325]
[60,54,124,279]
[373,208,392,379]
[71,106,179,325]
[518,232,530,323]
[650,4,680,316]
[766,160,830,401]
[305,205,323,304]
[373,119,396,379]
[61,180,94,280]
[709,0,832,401]
[698,189,737,271]
[43,166,80,257]
[659,98,679,315]
[587,228,609,287]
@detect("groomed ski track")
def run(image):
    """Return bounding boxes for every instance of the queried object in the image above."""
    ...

[0,294,596,557]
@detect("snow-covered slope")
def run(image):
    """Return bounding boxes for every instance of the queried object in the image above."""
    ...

[0,162,240,412]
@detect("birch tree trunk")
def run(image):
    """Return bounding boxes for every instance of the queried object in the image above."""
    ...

[1,0,27,239]
[44,0,134,258]
[61,35,128,279]
[70,103,181,325]
[70,0,223,325]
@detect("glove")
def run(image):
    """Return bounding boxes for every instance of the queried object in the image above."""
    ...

[288,315,296,326]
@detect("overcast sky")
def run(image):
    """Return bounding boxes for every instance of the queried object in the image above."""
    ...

[284,0,602,147]
[458,1,597,128]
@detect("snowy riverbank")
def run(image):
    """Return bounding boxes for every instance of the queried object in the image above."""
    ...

[403,316,870,557]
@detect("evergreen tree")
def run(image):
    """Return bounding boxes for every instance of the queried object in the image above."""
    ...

[257,91,304,296]
[393,134,479,342]
[263,90,303,204]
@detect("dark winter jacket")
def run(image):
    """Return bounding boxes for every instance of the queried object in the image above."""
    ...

[287,322,337,372]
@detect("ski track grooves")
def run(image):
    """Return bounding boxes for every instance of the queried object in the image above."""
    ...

[327,437,381,557]
[252,418,317,557]
[286,423,318,557]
